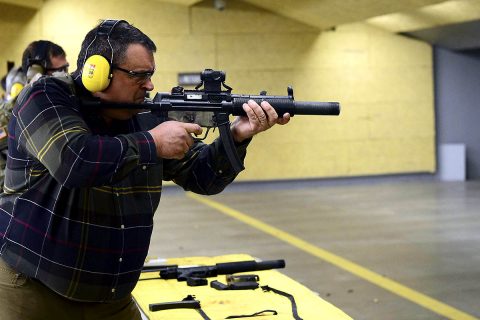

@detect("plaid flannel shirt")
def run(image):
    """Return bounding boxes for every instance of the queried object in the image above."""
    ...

[0,75,248,302]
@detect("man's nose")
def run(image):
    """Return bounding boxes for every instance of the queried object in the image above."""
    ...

[143,78,154,91]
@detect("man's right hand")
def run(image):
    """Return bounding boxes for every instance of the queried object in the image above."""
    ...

[148,121,203,159]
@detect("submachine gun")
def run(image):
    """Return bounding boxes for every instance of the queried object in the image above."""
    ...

[142,259,286,286]
[83,69,341,173]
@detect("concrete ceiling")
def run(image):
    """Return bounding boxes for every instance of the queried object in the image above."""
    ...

[402,18,480,51]
[169,0,480,51]
[3,0,480,51]
[367,0,480,33]
[152,0,203,5]
[239,0,448,30]
[150,0,480,33]
[366,0,480,51]
[238,0,480,51]
[0,0,41,9]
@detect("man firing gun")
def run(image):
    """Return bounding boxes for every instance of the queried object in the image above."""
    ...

[0,19,296,320]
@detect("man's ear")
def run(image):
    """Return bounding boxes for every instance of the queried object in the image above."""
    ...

[92,91,104,99]
[91,82,112,100]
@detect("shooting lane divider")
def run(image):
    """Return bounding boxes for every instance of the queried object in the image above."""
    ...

[187,192,478,320]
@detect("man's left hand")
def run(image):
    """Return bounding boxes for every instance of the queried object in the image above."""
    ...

[230,100,291,143]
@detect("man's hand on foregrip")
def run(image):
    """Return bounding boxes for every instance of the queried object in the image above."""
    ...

[230,100,291,143]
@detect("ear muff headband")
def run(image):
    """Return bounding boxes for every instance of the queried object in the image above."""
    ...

[26,40,49,74]
[81,19,124,93]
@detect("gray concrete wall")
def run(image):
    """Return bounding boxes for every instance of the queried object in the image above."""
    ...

[434,47,480,179]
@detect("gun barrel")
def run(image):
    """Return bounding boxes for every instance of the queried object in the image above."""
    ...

[232,96,340,117]
[294,101,340,116]
[216,259,285,275]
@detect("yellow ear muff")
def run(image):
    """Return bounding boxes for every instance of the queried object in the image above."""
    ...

[81,55,111,93]
[10,83,24,99]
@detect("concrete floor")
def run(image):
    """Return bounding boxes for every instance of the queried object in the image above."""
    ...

[148,177,480,320]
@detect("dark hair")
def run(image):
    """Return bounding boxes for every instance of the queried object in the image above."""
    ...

[1,75,6,91]
[21,40,66,72]
[74,20,156,74]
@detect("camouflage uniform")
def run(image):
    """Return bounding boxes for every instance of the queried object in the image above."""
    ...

[0,98,14,192]
[1,66,26,192]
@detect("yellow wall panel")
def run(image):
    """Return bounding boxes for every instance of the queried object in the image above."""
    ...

[243,140,352,180]
[367,31,433,68]
[346,138,435,175]
[0,0,436,182]
[0,3,41,74]
[366,67,433,103]
[297,29,370,70]
[217,33,319,70]
[191,0,318,34]
[153,35,216,72]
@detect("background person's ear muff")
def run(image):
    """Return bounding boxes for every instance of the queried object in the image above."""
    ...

[9,83,24,99]
[5,66,26,101]
[25,40,49,83]
[26,65,45,84]
[81,19,124,93]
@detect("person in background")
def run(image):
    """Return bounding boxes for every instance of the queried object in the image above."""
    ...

[0,40,68,192]
[0,19,290,320]
[0,64,25,192]
[21,40,69,82]
[1,64,26,102]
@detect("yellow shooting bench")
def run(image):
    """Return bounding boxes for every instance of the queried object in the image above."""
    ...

[133,254,353,320]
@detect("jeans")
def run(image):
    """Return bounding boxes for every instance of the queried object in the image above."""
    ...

[0,257,142,320]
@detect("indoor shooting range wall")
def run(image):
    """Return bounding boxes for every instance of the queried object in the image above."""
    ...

[0,0,435,181]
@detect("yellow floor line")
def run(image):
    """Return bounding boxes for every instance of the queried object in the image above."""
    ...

[187,193,479,320]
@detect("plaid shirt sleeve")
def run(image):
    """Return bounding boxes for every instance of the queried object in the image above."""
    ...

[12,77,157,189]
[163,137,250,195]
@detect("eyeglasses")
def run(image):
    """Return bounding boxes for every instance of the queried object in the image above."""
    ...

[113,66,155,84]
[46,63,70,73]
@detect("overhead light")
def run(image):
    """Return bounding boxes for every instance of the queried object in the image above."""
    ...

[214,0,226,11]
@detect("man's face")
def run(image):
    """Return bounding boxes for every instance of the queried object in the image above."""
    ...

[95,43,155,121]
[47,55,69,75]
